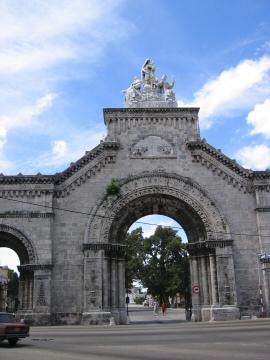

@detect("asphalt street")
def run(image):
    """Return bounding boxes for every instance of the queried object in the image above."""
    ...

[1,311,270,360]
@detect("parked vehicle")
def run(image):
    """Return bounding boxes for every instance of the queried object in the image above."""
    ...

[0,312,29,346]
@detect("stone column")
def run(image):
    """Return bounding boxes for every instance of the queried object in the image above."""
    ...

[82,243,126,325]
[117,257,127,324]
[18,275,24,310]
[209,253,218,305]
[102,253,110,311]
[118,258,125,309]
[17,264,52,325]
[29,276,33,310]
[215,246,237,306]
[200,255,210,305]
[32,266,52,324]
[211,245,240,321]
[190,256,201,321]
[83,249,103,311]
[24,273,30,310]
[110,257,117,309]
[22,275,27,310]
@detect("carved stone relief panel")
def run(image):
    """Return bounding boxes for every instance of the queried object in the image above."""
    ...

[130,136,176,158]
[83,250,102,311]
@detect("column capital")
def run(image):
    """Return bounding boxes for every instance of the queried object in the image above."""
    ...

[83,243,126,257]
[18,264,53,273]
[187,239,233,255]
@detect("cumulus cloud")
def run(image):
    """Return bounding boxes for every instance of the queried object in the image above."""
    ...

[0,0,128,74]
[235,144,270,170]
[247,98,270,138]
[183,56,270,129]
[0,0,131,173]
[52,140,68,158]
[0,93,56,130]
[128,215,187,242]
[0,127,7,151]
[23,129,104,173]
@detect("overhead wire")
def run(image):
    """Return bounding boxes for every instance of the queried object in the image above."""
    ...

[0,194,269,238]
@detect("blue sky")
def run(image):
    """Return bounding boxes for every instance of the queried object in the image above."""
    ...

[1,0,270,270]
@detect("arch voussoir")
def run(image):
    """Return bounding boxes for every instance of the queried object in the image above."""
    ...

[0,223,38,264]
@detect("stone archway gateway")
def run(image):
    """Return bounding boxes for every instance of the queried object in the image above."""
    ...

[0,60,269,325]
[84,172,237,323]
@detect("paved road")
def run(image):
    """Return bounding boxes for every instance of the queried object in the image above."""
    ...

[1,318,270,360]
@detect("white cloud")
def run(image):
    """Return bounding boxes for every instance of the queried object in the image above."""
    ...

[0,0,131,173]
[0,159,14,173]
[247,98,270,138]
[0,93,56,130]
[0,127,7,151]
[0,93,56,173]
[0,248,20,273]
[235,144,270,170]
[52,140,68,158]
[0,0,128,74]
[23,129,104,173]
[129,215,187,242]
[182,56,270,129]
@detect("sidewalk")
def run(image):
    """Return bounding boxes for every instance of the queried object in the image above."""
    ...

[127,306,187,324]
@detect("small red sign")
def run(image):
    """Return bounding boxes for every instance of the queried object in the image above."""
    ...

[192,284,200,294]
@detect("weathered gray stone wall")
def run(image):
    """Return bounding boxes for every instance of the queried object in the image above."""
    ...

[0,107,269,324]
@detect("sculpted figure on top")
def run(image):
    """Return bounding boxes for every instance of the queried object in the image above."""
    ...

[123,59,177,108]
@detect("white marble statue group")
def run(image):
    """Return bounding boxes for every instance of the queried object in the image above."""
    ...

[123,59,177,108]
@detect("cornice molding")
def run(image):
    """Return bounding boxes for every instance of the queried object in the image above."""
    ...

[103,107,200,116]
[0,211,54,218]
[0,175,54,185]
[255,207,270,212]
[0,141,120,198]
[54,141,120,185]
[187,140,254,192]
[187,239,233,255]
[18,264,53,273]
[83,243,126,256]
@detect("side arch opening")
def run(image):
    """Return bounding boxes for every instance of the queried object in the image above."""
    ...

[0,226,36,313]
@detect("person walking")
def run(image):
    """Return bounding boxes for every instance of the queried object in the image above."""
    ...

[153,300,159,315]
[161,302,167,316]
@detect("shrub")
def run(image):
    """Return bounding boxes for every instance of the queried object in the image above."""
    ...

[106,178,120,196]
[133,296,145,305]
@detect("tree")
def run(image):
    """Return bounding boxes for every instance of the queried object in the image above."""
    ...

[126,226,191,306]
[125,227,144,290]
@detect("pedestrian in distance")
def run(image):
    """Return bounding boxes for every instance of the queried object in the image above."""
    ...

[161,302,167,316]
[153,300,159,315]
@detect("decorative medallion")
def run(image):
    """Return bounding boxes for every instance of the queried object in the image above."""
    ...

[130,136,175,158]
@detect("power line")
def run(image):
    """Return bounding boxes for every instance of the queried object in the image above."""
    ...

[0,195,269,238]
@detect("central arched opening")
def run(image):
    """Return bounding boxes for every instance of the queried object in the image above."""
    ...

[126,214,191,323]
[110,193,207,245]
[107,193,209,324]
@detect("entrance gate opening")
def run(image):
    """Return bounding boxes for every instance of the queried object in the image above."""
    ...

[126,215,190,323]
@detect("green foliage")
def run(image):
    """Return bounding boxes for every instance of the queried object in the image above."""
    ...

[125,228,144,290]
[133,296,145,305]
[126,226,191,307]
[106,178,120,196]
